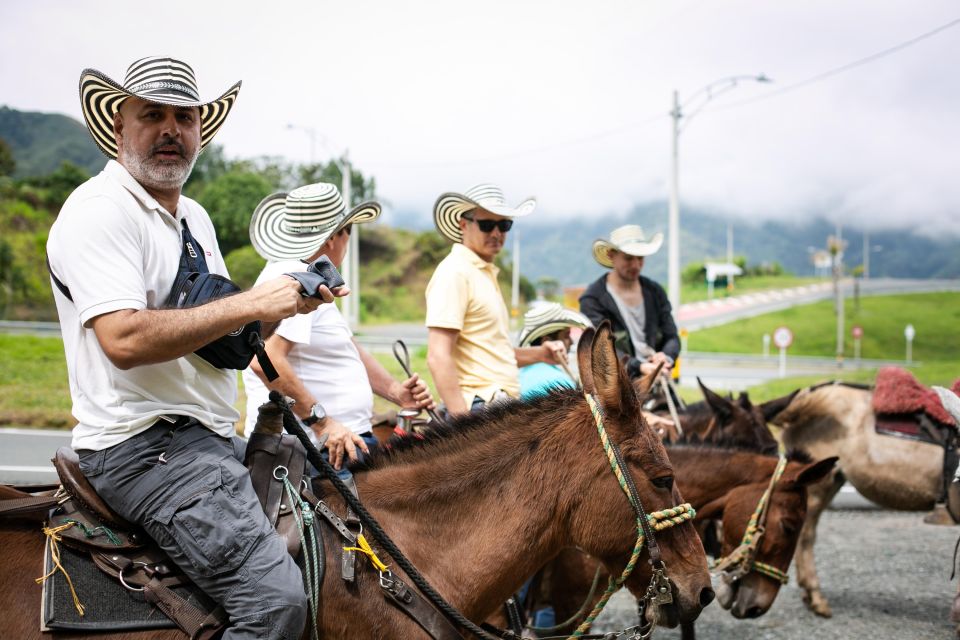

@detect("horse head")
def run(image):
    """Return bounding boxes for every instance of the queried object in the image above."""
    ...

[715,455,838,618]
[697,379,780,453]
[575,323,714,628]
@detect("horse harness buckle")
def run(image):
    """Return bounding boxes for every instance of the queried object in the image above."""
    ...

[647,564,673,606]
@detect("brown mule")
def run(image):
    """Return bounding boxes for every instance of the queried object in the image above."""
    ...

[520,446,836,638]
[0,324,712,639]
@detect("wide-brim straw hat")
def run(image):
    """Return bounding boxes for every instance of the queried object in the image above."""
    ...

[434,183,536,243]
[592,224,664,268]
[249,182,381,262]
[517,302,593,347]
[79,56,241,159]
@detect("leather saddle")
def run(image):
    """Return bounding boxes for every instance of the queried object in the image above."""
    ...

[37,405,312,640]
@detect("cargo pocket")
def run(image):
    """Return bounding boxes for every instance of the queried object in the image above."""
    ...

[152,464,261,578]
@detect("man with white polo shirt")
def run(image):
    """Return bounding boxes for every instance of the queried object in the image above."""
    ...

[46,57,337,640]
[243,183,435,473]
[425,184,567,415]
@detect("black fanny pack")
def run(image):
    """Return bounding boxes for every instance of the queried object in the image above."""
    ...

[165,219,278,380]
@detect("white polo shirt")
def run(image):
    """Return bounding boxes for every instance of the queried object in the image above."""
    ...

[242,259,373,437]
[47,160,239,451]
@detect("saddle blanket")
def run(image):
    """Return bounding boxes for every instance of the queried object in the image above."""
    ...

[41,541,208,632]
[872,367,958,427]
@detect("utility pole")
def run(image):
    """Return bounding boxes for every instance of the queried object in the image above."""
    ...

[339,154,360,329]
[863,231,870,279]
[726,222,734,265]
[667,90,681,311]
[511,231,520,325]
[831,224,845,364]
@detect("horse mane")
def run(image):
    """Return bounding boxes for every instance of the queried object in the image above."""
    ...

[675,420,780,456]
[355,386,584,472]
[807,379,873,392]
[666,441,812,464]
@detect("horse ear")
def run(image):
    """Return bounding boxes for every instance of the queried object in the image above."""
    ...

[699,378,734,422]
[577,327,597,394]
[589,321,624,409]
[759,389,800,423]
[633,362,664,399]
[789,456,839,487]
[738,392,752,410]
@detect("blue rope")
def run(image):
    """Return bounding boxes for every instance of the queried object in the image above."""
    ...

[281,472,321,640]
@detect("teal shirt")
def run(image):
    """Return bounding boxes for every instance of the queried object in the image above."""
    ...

[519,362,575,400]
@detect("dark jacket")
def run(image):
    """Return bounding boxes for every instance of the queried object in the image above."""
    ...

[578,273,680,362]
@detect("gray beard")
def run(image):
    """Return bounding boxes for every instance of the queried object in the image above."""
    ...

[119,145,199,191]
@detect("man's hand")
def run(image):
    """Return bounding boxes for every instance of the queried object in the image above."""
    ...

[313,418,369,470]
[540,340,569,365]
[648,352,673,369]
[245,276,350,323]
[391,373,437,411]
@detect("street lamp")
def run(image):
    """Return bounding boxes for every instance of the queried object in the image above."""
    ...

[667,74,772,310]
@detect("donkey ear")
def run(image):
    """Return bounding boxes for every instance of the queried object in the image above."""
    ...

[699,378,734,422]
[738,392,752,411]
[759,389,800,423]
[633,362,664,399]
[790,456,839,487]
[577,327,597,394]
[590,321,624,409]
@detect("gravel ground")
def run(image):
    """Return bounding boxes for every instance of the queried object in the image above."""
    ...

[591,510,959,639]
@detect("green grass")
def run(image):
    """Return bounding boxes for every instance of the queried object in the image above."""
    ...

[0,334,72,427]
[687,292,960,363]
[680,276,821,304]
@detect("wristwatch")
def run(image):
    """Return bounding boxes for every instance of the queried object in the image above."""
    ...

[302,402,327,426]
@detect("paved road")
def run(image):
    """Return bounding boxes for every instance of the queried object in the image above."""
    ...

[593,509,959,639]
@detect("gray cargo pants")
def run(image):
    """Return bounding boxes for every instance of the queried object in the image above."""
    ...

[78,419,308,640]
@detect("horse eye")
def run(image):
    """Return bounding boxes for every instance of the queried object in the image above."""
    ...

[651,476,674,491]
[780,520,798,535]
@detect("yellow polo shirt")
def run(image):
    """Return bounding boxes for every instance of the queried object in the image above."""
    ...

[425,243,520,405]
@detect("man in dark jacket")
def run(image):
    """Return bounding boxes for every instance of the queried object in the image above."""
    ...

[579,224,679,378]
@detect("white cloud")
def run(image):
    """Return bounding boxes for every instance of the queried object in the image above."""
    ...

[1,0,957,233]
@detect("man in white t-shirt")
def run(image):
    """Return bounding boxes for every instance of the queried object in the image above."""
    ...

[47,57,342,640]
[245,183,435,472]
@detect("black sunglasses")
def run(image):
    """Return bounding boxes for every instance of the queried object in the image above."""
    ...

[463,214,513,233]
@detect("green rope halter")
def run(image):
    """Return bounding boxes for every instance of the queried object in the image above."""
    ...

[713,455,790,585]
[573,395,696,638]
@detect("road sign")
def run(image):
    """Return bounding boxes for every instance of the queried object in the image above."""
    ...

[852,325,863,339]
[773,326,794,349]
[904,324,916,341]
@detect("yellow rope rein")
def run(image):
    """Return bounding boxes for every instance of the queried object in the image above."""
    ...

[573,394,696,638]
[36,521,85,617]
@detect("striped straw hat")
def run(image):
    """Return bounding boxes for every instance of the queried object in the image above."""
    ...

[433,183,536,243]
[517,302,593,347]
[79,56,241,159]
[592,224,664,268]
[249,183,381,262]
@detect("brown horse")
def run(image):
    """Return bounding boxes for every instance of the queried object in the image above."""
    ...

[522,445,837,637]
[0,324,713,639]
[772,381,948,617]
[666,380,796,454]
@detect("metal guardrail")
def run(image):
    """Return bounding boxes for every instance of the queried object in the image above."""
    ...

[683,350,917,369]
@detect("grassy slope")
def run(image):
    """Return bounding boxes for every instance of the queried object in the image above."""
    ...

[687,292,959,363]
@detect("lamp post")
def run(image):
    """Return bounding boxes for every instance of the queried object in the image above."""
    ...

[667,74,771,310]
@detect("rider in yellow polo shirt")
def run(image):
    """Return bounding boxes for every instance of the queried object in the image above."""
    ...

[425,184,567,415]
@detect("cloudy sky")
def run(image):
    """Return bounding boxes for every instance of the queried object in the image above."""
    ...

[2,1,958,234]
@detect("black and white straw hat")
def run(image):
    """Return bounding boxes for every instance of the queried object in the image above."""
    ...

[249,183,381,262]
[592,224,664,268]
[433,183,536,243]
[517,302,593,347]
[79,56,242,159]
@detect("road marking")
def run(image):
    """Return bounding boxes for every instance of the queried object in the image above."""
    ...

[0,465,55,473]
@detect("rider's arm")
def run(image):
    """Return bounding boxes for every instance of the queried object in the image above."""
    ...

[352,339,435,410]
[515,342,568,367]
[652,284,680,361]
[427,327,468,415]
[91,277,331,370]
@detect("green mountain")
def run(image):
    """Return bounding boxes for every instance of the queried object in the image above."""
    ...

[0,106,105,178]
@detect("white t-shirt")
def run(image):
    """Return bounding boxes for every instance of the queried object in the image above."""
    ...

[242,259,374,437]
[47,160,239,452]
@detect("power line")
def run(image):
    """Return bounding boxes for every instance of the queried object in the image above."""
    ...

[712,16,960,112]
